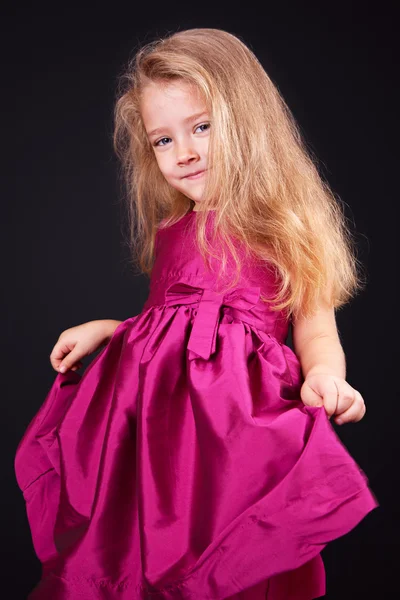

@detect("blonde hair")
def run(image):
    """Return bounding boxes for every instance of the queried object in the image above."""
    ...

[114,28,365,319]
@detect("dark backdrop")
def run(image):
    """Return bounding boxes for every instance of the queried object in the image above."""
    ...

[4,2,398,598]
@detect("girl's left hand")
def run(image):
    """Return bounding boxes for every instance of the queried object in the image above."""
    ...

[300,373,366,425]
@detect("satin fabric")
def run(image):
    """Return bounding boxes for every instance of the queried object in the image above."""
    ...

[15,210,378,599]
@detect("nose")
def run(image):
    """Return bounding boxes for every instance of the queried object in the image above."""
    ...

[176,142,200,166]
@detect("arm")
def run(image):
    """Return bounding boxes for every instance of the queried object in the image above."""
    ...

[50,319,123,374]
[102,319,124,342]
[292,300,345,380]
[292,299,366,425]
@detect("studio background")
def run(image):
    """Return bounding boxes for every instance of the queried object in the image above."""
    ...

[4,2,398,598]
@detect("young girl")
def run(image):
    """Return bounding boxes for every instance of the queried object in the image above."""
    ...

[15,28,378,600]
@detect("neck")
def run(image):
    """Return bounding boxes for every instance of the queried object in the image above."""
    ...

[192,206,216,212]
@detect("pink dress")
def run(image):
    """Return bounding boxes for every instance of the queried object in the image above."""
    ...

[15,209,378,599]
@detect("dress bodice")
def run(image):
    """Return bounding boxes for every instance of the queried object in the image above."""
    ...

[143,210,291,346]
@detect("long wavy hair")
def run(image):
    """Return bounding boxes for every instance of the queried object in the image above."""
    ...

[113,28,365,319]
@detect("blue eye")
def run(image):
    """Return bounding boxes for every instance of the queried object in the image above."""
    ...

[154,137,171,147]
[195,123,210,133]
[153,122,210,147]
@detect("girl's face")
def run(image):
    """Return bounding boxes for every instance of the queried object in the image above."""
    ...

[140,80,210,209]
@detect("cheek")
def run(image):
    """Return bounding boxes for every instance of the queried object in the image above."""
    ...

[199,139,210,164]
[154,154,172,180]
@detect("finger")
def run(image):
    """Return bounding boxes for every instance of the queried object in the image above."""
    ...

[49,348,66,369]
[50,341,75,369]
[334,382,356,416]
[302,379,339,418]
[58,351,84,373]
[334,391,366,425]
[322,389,339,418]
[300,383,324,408]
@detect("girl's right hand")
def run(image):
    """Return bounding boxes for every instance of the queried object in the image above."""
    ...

[49,319,123,374]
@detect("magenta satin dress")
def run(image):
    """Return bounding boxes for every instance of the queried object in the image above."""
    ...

[15,210,378,599]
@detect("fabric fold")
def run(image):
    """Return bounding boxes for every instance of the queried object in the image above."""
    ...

[15,212,378,599]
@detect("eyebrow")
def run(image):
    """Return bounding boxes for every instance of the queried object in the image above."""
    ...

[147,111,209,138]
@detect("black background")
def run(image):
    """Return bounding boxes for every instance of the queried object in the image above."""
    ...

[4,1,398,598]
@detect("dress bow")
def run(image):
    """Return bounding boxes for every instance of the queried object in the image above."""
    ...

[164,282,261,360]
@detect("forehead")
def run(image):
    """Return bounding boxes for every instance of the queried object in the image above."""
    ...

[140,80,207,126]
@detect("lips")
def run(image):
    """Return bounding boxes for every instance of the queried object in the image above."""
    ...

[183,169,206,179]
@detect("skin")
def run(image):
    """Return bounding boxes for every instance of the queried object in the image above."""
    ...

[53,79,366,427]
[292,302,366,425]
[140,80,210,210]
